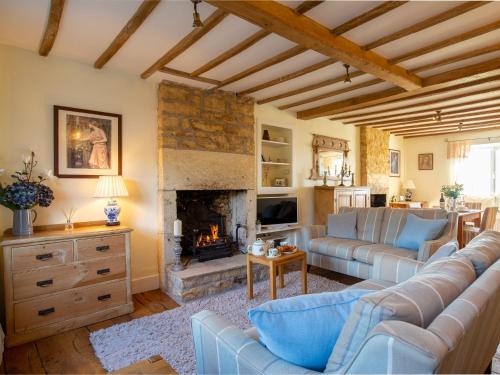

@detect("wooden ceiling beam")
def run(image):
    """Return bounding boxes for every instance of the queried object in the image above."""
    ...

[141,9,227,79]
[403,124,500,138]
[335,96,500,123]
[216,45,307,88]
[363,2,488,50]
[397,121,500,135]
[39,0,65,56]
[331,1,407,36]
[366,108,500,128]
[237,2,404,96]
[390,19,500,65]
[299,58,500,119]
[190,1,322,77]
[206,0,422,90]
[257,71,365,105]
[159,67,221,85]
[387,116,500,133]
[238,58,335,96]
[94,0,160,69]
[279,78,383,110]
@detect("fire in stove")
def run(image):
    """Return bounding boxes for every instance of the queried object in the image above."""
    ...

[196,224,220,247]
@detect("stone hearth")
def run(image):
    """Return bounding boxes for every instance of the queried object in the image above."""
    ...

[157,81,256,295]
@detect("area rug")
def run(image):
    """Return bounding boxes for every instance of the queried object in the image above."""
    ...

[89,271,345,374]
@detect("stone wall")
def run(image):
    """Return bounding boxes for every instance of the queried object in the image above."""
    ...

[360,127,390,194]
[158,81,254,154]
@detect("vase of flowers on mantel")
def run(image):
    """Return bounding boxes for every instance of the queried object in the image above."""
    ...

[0,152,55,236]
[440,183,464,211]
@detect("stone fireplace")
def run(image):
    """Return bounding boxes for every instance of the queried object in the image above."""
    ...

[360,127,390,195]
[157,81,257,294]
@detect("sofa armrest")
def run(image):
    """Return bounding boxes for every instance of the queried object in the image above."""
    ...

[191,310,319,375]
[344,321,448,374]
[301,225,326,252]
[372,254,423,283]
[417,238,447,262]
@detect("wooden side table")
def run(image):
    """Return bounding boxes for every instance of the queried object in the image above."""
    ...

[247,250,307,300]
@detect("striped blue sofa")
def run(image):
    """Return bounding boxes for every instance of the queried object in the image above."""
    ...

[302,207,458,279]
[191,230,500,374]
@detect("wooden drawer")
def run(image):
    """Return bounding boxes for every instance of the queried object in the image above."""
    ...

[76,234,125,260]
[12,241,74,271]
[12,256,126,301]
[14,279,127,333]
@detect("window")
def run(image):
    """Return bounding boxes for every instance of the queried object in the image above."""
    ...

[455,143,499,201]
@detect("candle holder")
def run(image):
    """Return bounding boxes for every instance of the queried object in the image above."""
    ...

[339,162,352,187]
[171,235,184,272]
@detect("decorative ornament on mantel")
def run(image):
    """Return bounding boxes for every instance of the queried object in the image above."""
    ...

[0,151,55,236]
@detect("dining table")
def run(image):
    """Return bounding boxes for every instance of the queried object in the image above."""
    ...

[456,209,483,248]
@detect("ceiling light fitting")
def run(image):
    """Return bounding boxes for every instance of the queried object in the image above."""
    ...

[343,64,351,83]
[433,110,442,122]
[191,0,203,28]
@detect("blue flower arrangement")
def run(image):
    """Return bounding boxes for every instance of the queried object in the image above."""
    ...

[0,152,54,211]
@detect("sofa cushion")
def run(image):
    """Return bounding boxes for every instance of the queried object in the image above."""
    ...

[327,211,357,240]
[309,237,370,260]
[379,208,448,246]
[247,289,371,372]
[325,255,476,373]
[395,214,448,251]
[339,207,386,243]
[353,243,418,265]
[425,240,459,265]
[349,278,396,291]
[454,230,500,276]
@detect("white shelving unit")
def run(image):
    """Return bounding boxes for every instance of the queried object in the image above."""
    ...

[257,123,295,195]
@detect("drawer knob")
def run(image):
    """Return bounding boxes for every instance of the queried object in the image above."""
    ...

[36,253,53,261]
[96,245,110,252]
[36,279,54,287]
[98,294,111,301]
[38,307,55,316]
[97,268,111,275]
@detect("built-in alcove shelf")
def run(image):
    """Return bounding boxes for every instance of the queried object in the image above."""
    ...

[258,123,295,195]
[256,224,302,235]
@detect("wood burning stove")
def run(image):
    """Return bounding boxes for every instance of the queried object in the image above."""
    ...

[177,190,235,262]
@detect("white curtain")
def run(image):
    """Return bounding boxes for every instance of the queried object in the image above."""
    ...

[447,141,470,184]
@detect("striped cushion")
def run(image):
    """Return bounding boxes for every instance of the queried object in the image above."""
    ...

[309,237,370,260]
[325,255,476,373]
[379,208,448,246]
[339,207,386,243]
[349,279,396,291]
[353,243,418,265]
[455,230,500,276]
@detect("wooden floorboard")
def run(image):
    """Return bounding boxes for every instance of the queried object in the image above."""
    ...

[2,269,352,374]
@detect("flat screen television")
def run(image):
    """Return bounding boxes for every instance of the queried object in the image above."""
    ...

[257,196,298,226]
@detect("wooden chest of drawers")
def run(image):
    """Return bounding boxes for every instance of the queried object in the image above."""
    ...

[0,224,133,347]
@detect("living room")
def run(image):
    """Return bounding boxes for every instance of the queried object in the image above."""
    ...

[0,1,499,374]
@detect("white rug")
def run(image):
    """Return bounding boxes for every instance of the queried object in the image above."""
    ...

[89,271,345,374]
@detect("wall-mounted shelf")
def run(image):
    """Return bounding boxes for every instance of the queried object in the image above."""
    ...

[257,224,302,235]
[262,161,291,166]
[261,140,291,147]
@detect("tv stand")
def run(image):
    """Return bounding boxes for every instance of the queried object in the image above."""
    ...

[256,224,302,246]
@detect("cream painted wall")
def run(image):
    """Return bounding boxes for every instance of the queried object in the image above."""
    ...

[0,44,159,292]
[404,128,500,207]
[255,104,359,227]
[389,134,405,200]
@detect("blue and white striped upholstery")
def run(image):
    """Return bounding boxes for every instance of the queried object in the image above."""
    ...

[339,207,386,243]
[353,243,417,265]
[308,251,372,279]
[455,230,500,276]
[309,237,369,260]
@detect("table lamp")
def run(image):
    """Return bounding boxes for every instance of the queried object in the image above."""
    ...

[403,180,416,202]
[94,176,128,226]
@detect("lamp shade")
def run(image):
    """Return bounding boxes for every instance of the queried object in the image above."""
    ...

[403,180,416,190]
[94,176,128,198]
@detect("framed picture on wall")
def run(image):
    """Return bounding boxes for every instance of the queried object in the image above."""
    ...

[418,153,433,170]
[54,105,122,178]
[389,149,400,177]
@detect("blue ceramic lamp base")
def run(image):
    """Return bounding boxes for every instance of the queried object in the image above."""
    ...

[104,199,121,226]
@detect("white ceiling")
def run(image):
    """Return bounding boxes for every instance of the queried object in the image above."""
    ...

[0,0,499,119]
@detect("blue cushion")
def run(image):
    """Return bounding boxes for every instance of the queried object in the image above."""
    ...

[425,240,459,265]
[247,289,370,371]
[395,214,448,251]
[327,211,357,240]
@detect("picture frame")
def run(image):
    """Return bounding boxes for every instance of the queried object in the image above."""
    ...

[54,105,122,178]
[418,153,433,170]
[389,149,401,177]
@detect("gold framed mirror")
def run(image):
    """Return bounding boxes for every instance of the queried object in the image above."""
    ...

[310,134,349,180]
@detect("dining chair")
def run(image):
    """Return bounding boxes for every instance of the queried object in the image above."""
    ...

[464,202,482,210]
[463,206,498,245]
